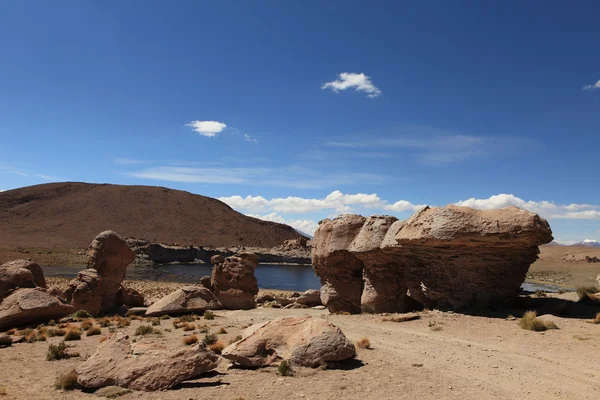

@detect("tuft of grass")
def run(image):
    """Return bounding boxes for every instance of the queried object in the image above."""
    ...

[183,334,199,345]
[159,314,171,320]
[428,321,443,331]
[534,290,547,298]
[0,335,12,347]
[46,342,69,361]
[382,315,421,323]
[135,325,154,336]
[198,325,210,333]
[54,370,78,391]
[277,360,294,376]
[71,310,92,320]
[54,328,67,337]
[208,340,226,354]
[25,330,46,343]
[0,386,6,395]
[355,337,371,349]
[217,327,227,334]
[576,286,599,299]
[97,318,112,328]
[182,322,195,332]
[80,319,93,331]
[64,328,82,341]
[179,315,195,323]
[202,333,218,345]
[150,318,160,326]
[593,312,600,324]
[86,326,102,336]
[518,311,558,332]
[203,311,215,320]
[114,316,130,328]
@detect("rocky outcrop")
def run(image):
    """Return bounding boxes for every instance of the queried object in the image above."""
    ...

[145,286,222,317]
[65,231,137,315]
[312,206,553,313]
[210,253,259,309]
[221,316,355,367]
[76,333,219,391]
[115,286,145,308]
[0,262,37,299]
[0,260,46,289]
[0,288,75,331]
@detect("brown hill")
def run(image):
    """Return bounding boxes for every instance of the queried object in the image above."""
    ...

[0,182,305,249]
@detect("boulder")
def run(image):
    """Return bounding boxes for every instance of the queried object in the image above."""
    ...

[210,253,259,309]
[0,259,46,289]
[0,264,36,299]
[199,275,211,289]
[312,206,553,313]
[255,294,274,303]
[294,289,322,307]
[76,333,219,391]
[145,286,222,317]
[115,286,145,308]
[222,316,355,368]
[0,288,75,330]
[65,231,135,315]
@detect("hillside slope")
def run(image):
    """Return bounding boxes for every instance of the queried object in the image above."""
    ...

[0,182,304,248]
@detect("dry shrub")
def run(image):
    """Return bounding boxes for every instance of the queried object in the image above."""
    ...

[576,286,599,299]
[0,335,12,347]
[54,370,78,391]
[80,319,93,331]
[593,312,600,324]
[382,315,421,323]
[159,314,171,320]
[179,315,195,323]
[203,311,215,320]
[128,314,144,321]
[54,328,67,337]
[64,328,82,341]
[25,330,45,343]
[97,318,112,328]
[198,325,210,333]
[183,334,198,345]
[150,318,160,326]
[86,326,102,336]
[208,340,226,354]
[135,325,153,336]
[277,360,294,376]
[356,337,371,349]
[518,311,558,332]
[71,310,92,320]
[114,316,130,328]
[182,323,195,332]
[203,333,218,345]
[217,327,227,334]
[46,342,69,361]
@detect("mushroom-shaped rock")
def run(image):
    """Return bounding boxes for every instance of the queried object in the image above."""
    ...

[76,333,219,391]
[221,316,355,368]
[0,288,75,330]
[145,286,222,317]
[312,206,553,313]
[0,259,46,289]
[211,253,259,309]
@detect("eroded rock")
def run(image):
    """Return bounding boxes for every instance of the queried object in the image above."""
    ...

[0,288,75,330]
[210,253,258,309]
[312,206,553,313]
[145,286,222,317]
[76,333,219,391]
[221,316,355,367]
[0,259,46,289]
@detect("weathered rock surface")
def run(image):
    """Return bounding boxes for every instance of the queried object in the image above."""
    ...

[0,259,46,289]
[145,286,222,317]
[0,263,36,299]
[294,289,322,307]
[65,231,135,315]
[596,273,600,288]
[76,333,219,391]
[222,316,355,367]
[115,286,145,308]
[211,253,259,309]
[312,206,553,313]
[0,288,75,330]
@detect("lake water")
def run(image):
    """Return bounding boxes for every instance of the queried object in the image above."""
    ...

[42,264,322,292]
[42,264,574,293]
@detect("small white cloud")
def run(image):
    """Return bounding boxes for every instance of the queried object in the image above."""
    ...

[385,200,427,213]
[244,134,257,143]
[114,158,149,165]
[583,80,600,90]
[322,72,381,98]
[186,120,227,137]
[247,212,319,235]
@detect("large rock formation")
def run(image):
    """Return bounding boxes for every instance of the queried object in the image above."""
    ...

[0,262,37,299]
[65,231,137,315]
[312,206,553,313]
[0,259,46,290]
[221,316,355,367]
[210,253,259,309]
[0,288,75,331]
[76,333,219,391]
[145,286,222,317]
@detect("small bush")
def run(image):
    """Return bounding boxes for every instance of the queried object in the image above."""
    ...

[151,318,160,326]
[47,342,69,361]
[135,325,154,336]
[0,335,12,347]
[278,360,294,376]
[64,328,82,341]
[86,326,102,336]
[203,333,218,345]
[217,327,227,334]
[25,330,45,343]
[54,370,78,391]
[576,286,599,300]
[518,311,558,332]
[356,337,371,349]
[204,311,215,320]
[182,323,195,332]
[159,314,171,320]
[54,328,67,337]
[97,318,112,328]
[198,325,210,333]
[115,316,130,328]
[80,319,93,331]
[179,315,195,323]
[208,340,226,354]
[48,319,57,326]
[183,335,199,345]
[428,321,443,331]
[71,310,92,320]
[593,312,600,324]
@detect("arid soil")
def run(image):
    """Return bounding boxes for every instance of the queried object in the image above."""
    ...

[527,245,600,287]
[0,182,304,249]
[1,279,599,400]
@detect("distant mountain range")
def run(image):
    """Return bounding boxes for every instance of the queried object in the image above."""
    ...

[572,239,600,247]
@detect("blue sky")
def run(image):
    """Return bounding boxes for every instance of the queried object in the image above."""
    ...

[0,1,599,242]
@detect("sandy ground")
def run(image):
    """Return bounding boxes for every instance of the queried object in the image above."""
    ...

[528,245,600,287]
[1,290,600,400]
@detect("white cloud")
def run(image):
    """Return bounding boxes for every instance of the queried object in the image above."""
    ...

[114,158,150,165]
[583,80,600,90]
[322,72,381,98]
[455,194,600,220]
[185,120,227,137]
[247,212,318,236]
[0,166,58,181]
[244,133,257,143]
[385,200,426,212]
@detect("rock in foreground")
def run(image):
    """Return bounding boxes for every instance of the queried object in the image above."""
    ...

[76,333,219,391]
[0,288,75,331]
[312,206,553,313]
[221,316,355,367]
[145,286,222,317]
